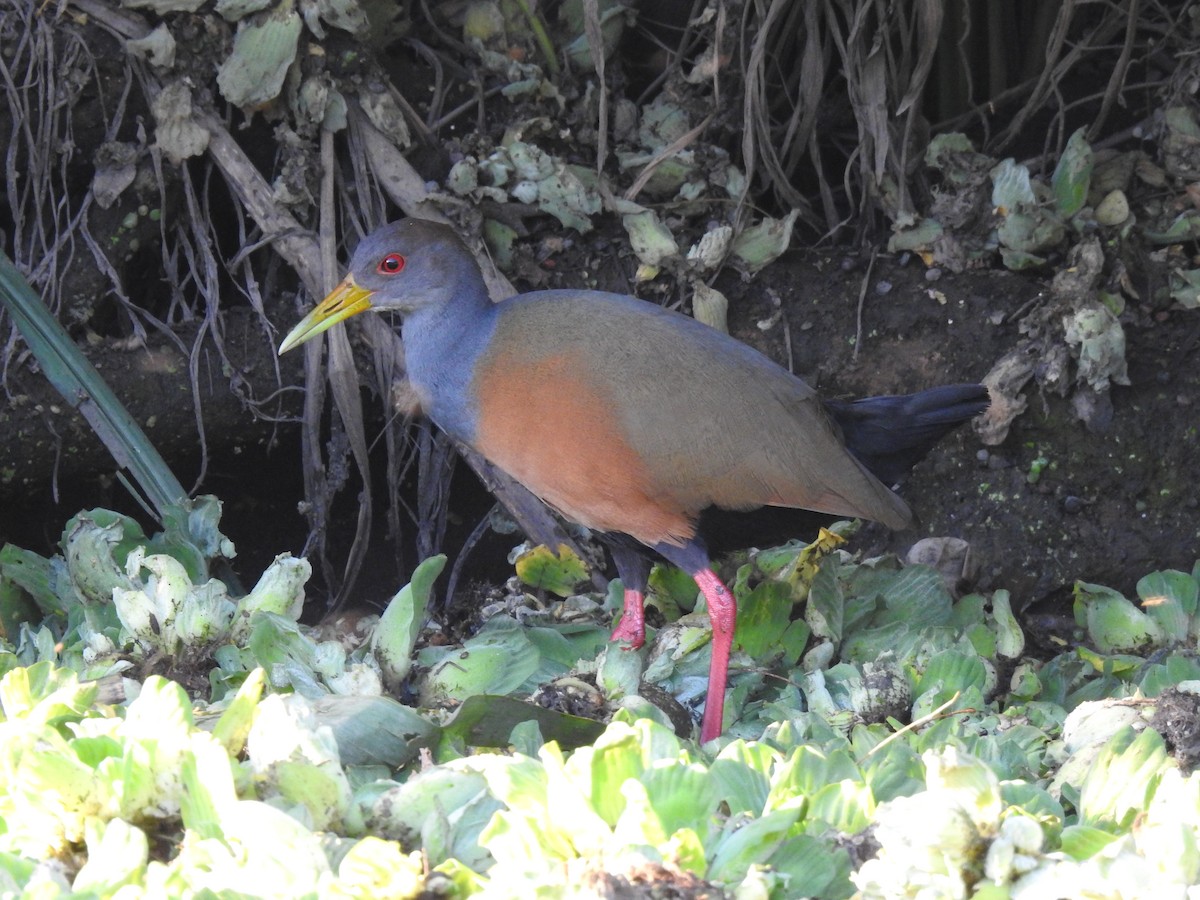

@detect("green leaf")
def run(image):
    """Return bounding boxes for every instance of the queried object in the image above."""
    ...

[859,739,924,804]
[769,745,861,810]
[1059,824,1122,860]
[998,209,1066,254]
[441,694,605,749]
[61,513,140,604]
[1136,569,1198,643]
[807,778,874,833]
[152,496,236,582]
[375,554,446,690]
[369,763,498,869]
[418,621,541,705]
[585,725,643,825]
[562,0,628,69]
[731,210,800,273]
[1144,653,1200,695]
[72,817,149,894]
[1064,304,1131,392]
[963,622,996,659]
[514,544,589,598]
[0,854,37,890]
[483,218,519,270]
[779,619,811,667]
[1166,105,1200,137]
[1074,580,1165,654]
[15,729,96,848]
[640,763,718,837]
[229,554,311,643]
[71,734,123,769]
[0,661,95,725]
[114,551,203,653]
[216,2,303,108]
[1143,211,1200,244]
[766,834,852,899]
[1078,726,1167,829]
[841,620,912,663]
[988,589,1025,659]
[333,837,425,898]
[0,250,188,520]
[274,758,348,829]
[915,650,988,707]
[707,806,802,883]
[734,580,792,659]
[245,694,354,832]
[710,741,776,815]
[176,799,332,892]
[247,612,323,696]
[179,732,238,840]
[647,564,698,618]
[1052,127,1093,217]
[524,624,593,672]
[869,564,954,629]
[0,544,68,616]
[805,557,844,641]
[1000,782,1064,842]
[309,693,439,768]
[127,674,195,735]
[620,207,680,269]
[888,217,944,253]
[990,158,1037,209]
[211,666,265,756]
[596,640,643,701]
[1076,646,1144,677]
[999,247,1048,270]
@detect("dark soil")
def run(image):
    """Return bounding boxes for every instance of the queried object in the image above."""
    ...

[717,248,1200,612]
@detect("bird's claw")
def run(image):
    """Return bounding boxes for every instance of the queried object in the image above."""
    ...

[610,619,646,649]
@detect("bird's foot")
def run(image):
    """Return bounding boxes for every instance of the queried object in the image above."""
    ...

[610,586,646,649]
[610,619,645,649]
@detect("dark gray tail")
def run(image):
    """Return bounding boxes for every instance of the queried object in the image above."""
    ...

[826,384,990,485]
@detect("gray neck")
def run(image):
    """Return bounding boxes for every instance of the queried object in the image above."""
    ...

[400,283,497,443]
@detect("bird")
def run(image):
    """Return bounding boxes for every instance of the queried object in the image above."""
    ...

[279,218,989,743]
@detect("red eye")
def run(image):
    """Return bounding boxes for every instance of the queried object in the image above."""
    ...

[377,253,406,275]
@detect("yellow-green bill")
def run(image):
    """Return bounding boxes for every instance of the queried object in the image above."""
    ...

[278,276,374,354]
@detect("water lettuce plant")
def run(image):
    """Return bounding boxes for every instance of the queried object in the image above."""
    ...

[0,502,1198,896]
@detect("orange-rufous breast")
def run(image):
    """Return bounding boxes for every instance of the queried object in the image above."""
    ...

[470,347,696,546]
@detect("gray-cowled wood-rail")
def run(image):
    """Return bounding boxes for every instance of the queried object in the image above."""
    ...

[279,218,989,743]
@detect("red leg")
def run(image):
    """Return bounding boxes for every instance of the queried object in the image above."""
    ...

[693,567,736,743]
[608,543,652,650]
[610,585,646,649]
[652,539,736,742]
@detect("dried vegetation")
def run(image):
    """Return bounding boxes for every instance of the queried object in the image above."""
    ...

[0,0,1196,608]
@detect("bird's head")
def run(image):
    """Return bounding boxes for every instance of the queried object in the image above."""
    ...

[278,219,479,354]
